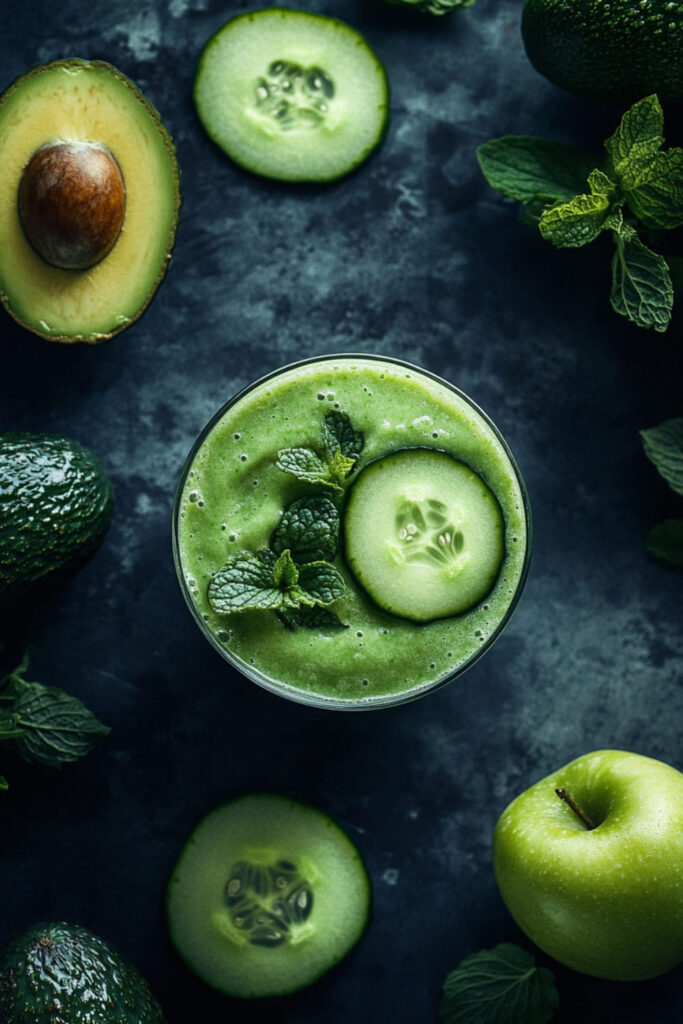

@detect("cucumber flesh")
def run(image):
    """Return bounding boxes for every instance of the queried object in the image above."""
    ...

[166,794,371,998]
[343,448,505,622]
[193,8,389,182]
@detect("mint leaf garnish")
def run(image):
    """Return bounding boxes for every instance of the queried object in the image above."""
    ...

[297,562,347,606]
[272,549,299,591]
[208,549,347,616]
[276,411,364,490]
[476,136,595,202]
[646,519,683,568]
[0,774,7,791]
[271,496,340,563]
[640,418,683,496]
[214,411,361,627]
[275,447,336,488]
[610,227,673,332]
[327,447,356,487]
[322,411,364,463]
[208,550,283,613]
[438,944,558,1024]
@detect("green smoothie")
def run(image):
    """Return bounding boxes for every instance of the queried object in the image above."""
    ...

[174,355,530,708]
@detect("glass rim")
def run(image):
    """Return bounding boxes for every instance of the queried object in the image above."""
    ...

[172,352,533,711]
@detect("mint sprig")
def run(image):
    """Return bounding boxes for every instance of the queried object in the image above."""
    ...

[210,413,364,630]
[0,651,110,786]
[277,411,364,490]
[208,547,347,615]
[477,95,682,332]
[438,944,558,1024]
[640,418,683,567]
[208,493,348,621]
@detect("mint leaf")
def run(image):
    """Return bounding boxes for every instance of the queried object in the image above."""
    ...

[477,136,595,202]
[0,774,7,791]
[277,605,349,632]
[297,562,347,605]
[621,149,683,230]
[271,496,340,563]
[5,676,110,769]
[272,549,299,590]
[438,944,558,1024]
[604,95,683,230]
[208,550,283,614]
[275,447,336,488]
[328,447,356,487]
[646,519,683,568]
[587,168,617,198]
[610,227,673,331]
[640,418,683,496]
[605,94,663,174]
[322,411,364,463]
[539,192,611,248]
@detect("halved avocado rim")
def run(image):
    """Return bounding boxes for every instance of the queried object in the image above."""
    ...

[0,58,181,344]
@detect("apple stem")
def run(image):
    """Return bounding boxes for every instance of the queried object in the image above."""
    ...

[555,788,596,830]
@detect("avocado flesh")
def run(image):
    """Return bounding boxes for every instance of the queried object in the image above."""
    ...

[0,59,180,343]
[0,922,166,1023]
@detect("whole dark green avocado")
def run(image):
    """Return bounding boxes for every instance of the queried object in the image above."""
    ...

[521,0,683,104]
[0,922,166,1023]
[0,433,114,612]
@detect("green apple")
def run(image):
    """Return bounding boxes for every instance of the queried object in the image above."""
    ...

[493,749,683,981]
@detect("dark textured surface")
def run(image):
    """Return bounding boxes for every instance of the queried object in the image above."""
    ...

[1,1,682,1022]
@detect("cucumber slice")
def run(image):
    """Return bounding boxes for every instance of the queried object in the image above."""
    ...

[343,448,505,622]
[166,794,371,999]
[193,8,389,182]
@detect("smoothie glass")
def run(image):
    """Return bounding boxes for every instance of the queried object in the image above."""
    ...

[173,354,532,710]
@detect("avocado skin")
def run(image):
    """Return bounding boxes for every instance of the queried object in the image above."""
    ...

[522,0,683,104]
[0,433,114,612]
[0,922,166,1023]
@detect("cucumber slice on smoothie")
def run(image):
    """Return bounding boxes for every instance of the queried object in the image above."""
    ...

[193,8,389,182]
[343,448,505,622]
[166,794,371,999]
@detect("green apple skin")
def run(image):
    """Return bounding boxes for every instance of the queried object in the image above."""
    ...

[493,749,683,981]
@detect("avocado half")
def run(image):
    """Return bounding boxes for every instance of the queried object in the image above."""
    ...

[0,59,180,343]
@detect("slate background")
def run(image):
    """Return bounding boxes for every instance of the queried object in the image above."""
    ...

[1,0,682,1021]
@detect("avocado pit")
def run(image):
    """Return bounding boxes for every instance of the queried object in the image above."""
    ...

[18,140,126,270]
